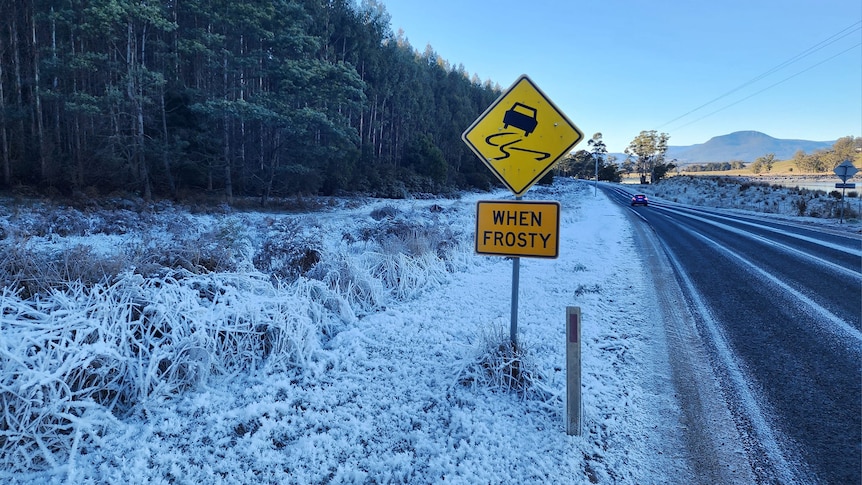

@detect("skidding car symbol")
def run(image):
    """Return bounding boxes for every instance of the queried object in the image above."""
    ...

[503,103,538,136]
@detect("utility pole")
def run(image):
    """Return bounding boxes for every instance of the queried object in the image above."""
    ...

[594,153,598,196]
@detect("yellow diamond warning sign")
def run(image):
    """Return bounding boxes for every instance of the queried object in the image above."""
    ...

[475,200,559,258]
[462,75,583,196]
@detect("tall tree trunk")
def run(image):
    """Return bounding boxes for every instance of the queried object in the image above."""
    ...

[0,34,10,186]
[139,26,151,201]
[127,20,150,200]
[238,35,246,197]
[50,7,63,185]
[262,130,280,207]
[32,6,47,184]
[160,89,177,198]
[10,15,24,142]
[74,114,82,188]
[259,126,267,206]
[222,54,233,201]
[70,25,83,188]
[223,114,232,200]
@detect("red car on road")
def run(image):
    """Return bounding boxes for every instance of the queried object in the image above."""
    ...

[631,194,648,206]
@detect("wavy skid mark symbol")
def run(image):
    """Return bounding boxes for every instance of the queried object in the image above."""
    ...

[485,133,551,161]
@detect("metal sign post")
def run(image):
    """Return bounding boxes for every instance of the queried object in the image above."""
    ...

[840,184,847,224]
[834,160,858,224]
[510,256,520,348]
[509,195,522,348]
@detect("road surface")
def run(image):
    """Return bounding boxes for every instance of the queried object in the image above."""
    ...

[604,186,862,484]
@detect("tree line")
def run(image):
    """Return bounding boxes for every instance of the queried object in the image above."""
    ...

[556,130,678,184]
[790,136,860,173]
[683,161,746,172]
[0,0,504,202]
[555,132,622,183]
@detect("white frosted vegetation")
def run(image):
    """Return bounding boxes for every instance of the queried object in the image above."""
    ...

[0,181,696,483]
[0,199,474,477]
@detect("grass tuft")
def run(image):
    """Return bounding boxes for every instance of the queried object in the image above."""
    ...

[457,327,552,402]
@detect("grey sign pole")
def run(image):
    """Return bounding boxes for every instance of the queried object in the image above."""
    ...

[510,256,520,347]
[834,160,858,224]
[840,184,847,224]
[510,196,522,348]
[566,306,582,436]
[594,154,598,197]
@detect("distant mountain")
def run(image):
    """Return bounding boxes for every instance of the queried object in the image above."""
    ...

[665,131,835,164]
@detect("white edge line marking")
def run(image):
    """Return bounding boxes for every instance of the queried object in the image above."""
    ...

[688,226,862,344]
[659,206,862,282]
[660,204,862,257]
[661,233,814,484]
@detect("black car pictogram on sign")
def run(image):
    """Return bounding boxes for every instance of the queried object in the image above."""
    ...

[503,103,538,136]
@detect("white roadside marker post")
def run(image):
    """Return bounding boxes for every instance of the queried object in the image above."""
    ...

[566,306,582,436]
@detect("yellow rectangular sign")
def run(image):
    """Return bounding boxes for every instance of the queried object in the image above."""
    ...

[475,200,560,258]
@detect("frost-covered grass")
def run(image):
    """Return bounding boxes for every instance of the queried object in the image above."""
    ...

[0,196,476,479]
[0,273,335,470]
[637,175,861,223]
[14,174,854,482]
[1,180,694,483]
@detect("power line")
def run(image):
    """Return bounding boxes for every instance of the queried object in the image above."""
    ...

[657,21,862,130]
[669,42,861,131]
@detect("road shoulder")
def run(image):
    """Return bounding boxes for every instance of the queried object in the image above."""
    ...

[626,209,757,485]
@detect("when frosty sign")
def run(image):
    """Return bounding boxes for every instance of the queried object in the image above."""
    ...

[475,200,559,258]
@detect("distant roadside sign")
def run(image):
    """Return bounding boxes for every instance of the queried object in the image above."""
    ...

[834,160,858,182]
[836,183,856,189]
[475,200,559,258]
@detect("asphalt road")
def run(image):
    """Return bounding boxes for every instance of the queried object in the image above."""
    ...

[603,186,862,484]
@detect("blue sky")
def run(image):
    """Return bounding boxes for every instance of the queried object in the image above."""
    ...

[379,0,862,153]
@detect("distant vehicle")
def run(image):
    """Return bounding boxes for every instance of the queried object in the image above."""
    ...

[631,194,648,206]
[503,103,538,136]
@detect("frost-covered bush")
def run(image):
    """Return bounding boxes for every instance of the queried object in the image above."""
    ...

[4,202,151,238]
[370,205,399,221]
[356,212,466,260]
[370,251,449,301]
[0,240,126,298]
[307,252,386,316]
[181,217,253,273]
[126,214,252,276]
[88,208,149,235]
[253,219,322,282]
[456,327,554,405]
[790,198,807,216]
[308,248,455,316]
[47,207,89,236]
[313,206,472,308]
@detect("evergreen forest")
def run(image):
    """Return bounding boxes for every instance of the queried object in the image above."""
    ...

[0,0,505,202]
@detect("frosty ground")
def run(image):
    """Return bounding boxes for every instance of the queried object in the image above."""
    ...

[1,176,855,484]
[634,174,861,230]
